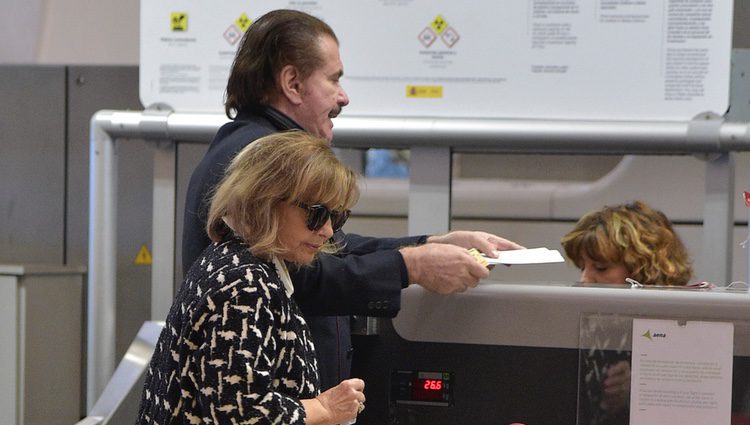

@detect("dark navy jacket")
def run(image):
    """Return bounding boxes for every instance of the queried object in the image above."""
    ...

[181,107,425,390]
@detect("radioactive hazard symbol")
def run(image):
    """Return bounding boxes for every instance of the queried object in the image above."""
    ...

[421,15,460,48]
[134,244,153,266]
[171,12,188,32]
[431,15,448,34]
[235,12,252,32]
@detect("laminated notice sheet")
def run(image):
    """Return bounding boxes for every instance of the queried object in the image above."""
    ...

[630,319,733,425]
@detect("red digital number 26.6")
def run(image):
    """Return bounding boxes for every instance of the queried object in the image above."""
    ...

[423,380,442,390]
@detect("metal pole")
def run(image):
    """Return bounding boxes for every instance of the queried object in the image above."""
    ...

[87,114,119,409]
[332,116,750,153]
[151,141,176,321]
[702,153,735,284]
[408,147,452,236]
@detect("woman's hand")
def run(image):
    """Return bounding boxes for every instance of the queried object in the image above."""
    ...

[303,378,365,425]
[600,360,631,414]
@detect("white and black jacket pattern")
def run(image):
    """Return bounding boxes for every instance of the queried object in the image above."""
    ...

[136,236,319,424]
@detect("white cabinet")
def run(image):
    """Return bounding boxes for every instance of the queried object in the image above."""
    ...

[0,264,85,425]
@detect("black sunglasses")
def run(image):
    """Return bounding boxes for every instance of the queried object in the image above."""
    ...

[295,202,351,232]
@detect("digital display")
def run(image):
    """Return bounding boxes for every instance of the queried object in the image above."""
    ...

[391,370,453,406]
[411,372,446,401]
[411,377,445,402]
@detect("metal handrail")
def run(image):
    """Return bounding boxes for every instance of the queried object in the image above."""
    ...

[91,110,750,153]
[78,321,163,425]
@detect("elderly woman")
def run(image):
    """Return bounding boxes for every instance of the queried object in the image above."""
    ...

[561,200,693,286]
[137,131,365,425]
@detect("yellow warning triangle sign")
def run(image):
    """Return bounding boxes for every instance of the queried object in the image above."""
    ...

[134,244,153,265]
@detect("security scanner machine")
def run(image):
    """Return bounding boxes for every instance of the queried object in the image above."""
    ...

[350,282,750,424]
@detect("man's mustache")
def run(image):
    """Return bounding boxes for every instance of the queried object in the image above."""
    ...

[329,105,343,118]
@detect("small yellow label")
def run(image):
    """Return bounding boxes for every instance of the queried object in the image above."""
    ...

[134,244,153,265]
[431,15,448,34]
[236,12,252,32]
[171,12,188,31]
[406,85,443,98]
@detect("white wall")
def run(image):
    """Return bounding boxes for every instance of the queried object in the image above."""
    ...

[0,0,45,63]
[0,0,139,64]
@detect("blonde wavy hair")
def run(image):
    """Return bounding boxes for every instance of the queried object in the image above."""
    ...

[206,131,359,261]
[560,201,693,285]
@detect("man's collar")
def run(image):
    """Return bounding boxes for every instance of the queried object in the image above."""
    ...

[237,105,305,132]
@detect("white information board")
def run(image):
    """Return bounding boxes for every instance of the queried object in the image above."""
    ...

[140,0,733,121]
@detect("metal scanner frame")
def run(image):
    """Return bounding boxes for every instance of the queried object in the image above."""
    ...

[86,110,750,408]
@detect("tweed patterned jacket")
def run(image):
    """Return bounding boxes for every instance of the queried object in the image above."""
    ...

[136,237,320,424]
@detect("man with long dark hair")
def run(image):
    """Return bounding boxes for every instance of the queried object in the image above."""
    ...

[182,9,522,393]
